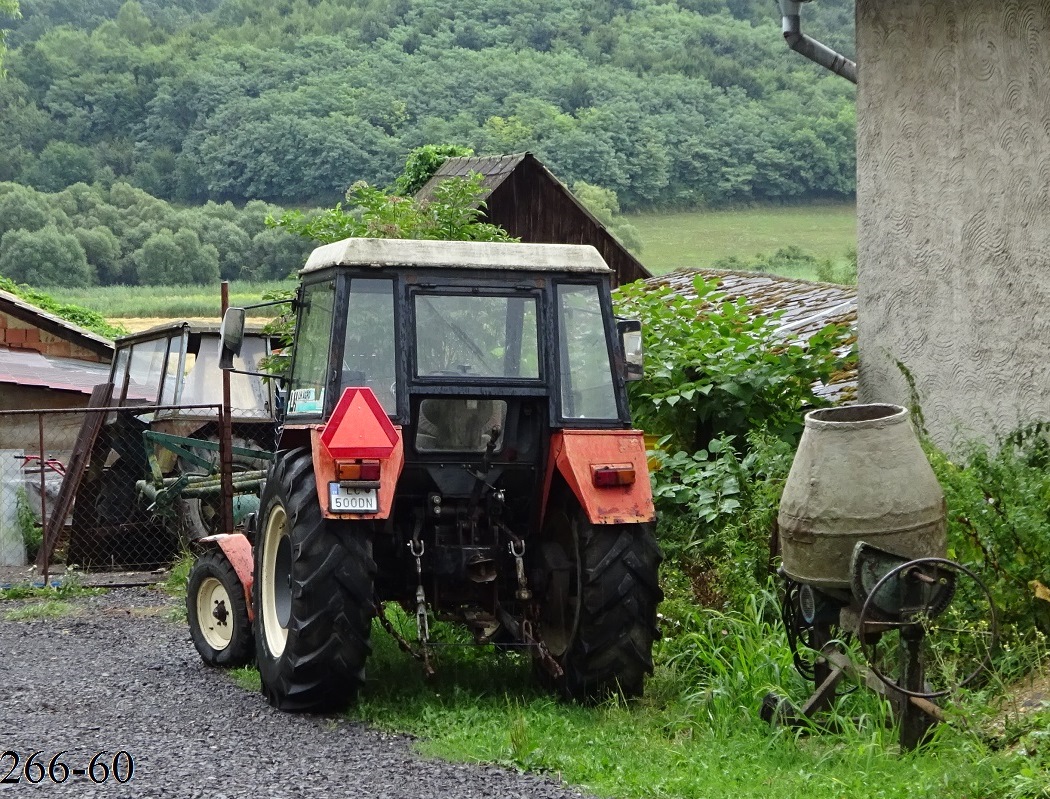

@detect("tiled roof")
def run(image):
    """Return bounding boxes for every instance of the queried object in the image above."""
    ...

[0,289,114,359]
[0,346,111,395]
[643,268,858,403]
[416,154,527,200]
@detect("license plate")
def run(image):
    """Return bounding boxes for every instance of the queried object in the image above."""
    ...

[328,483,378,513]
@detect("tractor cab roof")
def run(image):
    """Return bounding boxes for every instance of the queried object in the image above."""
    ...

[301,238,612,277]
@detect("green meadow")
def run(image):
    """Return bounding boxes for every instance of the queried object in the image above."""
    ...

[629,203,857,276]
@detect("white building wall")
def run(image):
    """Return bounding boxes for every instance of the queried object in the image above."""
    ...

[856,0,1050,447]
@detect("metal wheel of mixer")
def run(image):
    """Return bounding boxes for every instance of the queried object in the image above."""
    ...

[857,557,998,699]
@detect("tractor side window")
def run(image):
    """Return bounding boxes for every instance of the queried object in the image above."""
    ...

[159,334,184,405]
[288,282,334,416]
[414,294,539,379]
[556,284,617,420]
[124,337,169,404]
[342,278,396,414]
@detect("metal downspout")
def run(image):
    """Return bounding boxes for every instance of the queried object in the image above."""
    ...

[778,0,857,84]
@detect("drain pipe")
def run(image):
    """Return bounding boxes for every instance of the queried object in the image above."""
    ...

[778,0,857,84]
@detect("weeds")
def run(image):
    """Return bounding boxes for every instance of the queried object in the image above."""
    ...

[0,567,103,601]
[3,600,74,621]
[164,551,194,598]
[15,488,42,562]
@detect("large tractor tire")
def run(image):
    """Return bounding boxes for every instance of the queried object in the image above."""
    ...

[537,500,663,702]
[253,448,375,712]
[186,550,253,668]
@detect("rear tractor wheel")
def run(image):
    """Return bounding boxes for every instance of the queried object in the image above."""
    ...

[186,550,253,668]
[537,500,663,701]
[254,448,376,712]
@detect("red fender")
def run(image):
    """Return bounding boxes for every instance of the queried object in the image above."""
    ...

[198,533,254,622]
[541,430,656,527]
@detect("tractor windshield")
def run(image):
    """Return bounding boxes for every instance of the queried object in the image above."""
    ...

[413,293,539,379]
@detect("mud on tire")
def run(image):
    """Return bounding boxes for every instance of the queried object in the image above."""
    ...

[254,448,375,712]
[538,500,663,701]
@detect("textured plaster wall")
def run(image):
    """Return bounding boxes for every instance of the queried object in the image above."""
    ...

[856,0,1050,448]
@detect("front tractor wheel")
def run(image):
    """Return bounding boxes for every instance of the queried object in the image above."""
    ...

[254,448,375,712]
[538,502,663,702]
[186,550,253,668]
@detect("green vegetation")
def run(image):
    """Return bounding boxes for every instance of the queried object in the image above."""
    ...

[0,274,127,337]
[339,603,1047,799]
[3,599,74,620]
[0,181,311,289]
[14,487,42,562]
[46,279,294,320]
[631,203,856,276]
[271,173,515,245]
[1,0,855,214]
[0,568,103,601]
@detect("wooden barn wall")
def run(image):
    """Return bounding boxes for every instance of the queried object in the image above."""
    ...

[485,168,648,287]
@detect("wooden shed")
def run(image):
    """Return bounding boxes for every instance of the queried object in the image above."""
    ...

[416,153,651,287]
[0,289,113,454]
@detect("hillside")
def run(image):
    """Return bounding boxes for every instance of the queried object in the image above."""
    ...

[1,0,856,211]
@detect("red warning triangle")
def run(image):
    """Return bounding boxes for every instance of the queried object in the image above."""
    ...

[320,387,399,458]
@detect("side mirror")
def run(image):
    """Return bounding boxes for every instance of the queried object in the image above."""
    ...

[616,318,644,382]
[218,307,246,370]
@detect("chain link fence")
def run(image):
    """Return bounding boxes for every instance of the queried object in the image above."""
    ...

[0,404,274,577]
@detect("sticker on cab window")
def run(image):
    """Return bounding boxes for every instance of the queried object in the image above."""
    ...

[288,387,324,415]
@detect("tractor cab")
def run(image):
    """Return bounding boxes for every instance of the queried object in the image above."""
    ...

[202,239,660,711]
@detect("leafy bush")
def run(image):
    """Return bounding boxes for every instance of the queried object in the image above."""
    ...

[652,429,795,608]
[270,173,515,245]
[0,274,126,338]
[614,274,851,451]
[929,425,1050,644]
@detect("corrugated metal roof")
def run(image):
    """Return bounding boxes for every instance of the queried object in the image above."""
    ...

[0,346,111,395]
[643,268,858,403]
[0,289,114,359]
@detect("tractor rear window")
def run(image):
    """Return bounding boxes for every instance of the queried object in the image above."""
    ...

[416,399,507,453]
[414,294,539,379]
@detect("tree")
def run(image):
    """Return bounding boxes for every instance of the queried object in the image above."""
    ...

[132,228,219,285]
[0,0,19,77]
[571,180,643,253]
[27,141,97,192]
[270,173,514,245]
[0,224,94,286]
[0,184,48,238]
[391,143,473,196]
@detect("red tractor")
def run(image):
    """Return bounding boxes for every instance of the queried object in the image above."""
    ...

[187,238,661,710]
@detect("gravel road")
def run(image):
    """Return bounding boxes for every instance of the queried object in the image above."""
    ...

[0,588,592,799]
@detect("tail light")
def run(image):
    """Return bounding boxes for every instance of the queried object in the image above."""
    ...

[335,459,381,481]
[592,464,636,487]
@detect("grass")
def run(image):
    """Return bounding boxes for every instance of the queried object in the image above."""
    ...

[220,597,1046,799]
[628,202,856,277]
[45,280,295,320]
[0,571,104,601]
[3,600,75,620]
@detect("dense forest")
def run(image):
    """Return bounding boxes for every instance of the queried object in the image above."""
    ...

[0,0,856,286]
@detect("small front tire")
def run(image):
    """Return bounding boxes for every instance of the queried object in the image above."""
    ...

[187,550,253,668]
